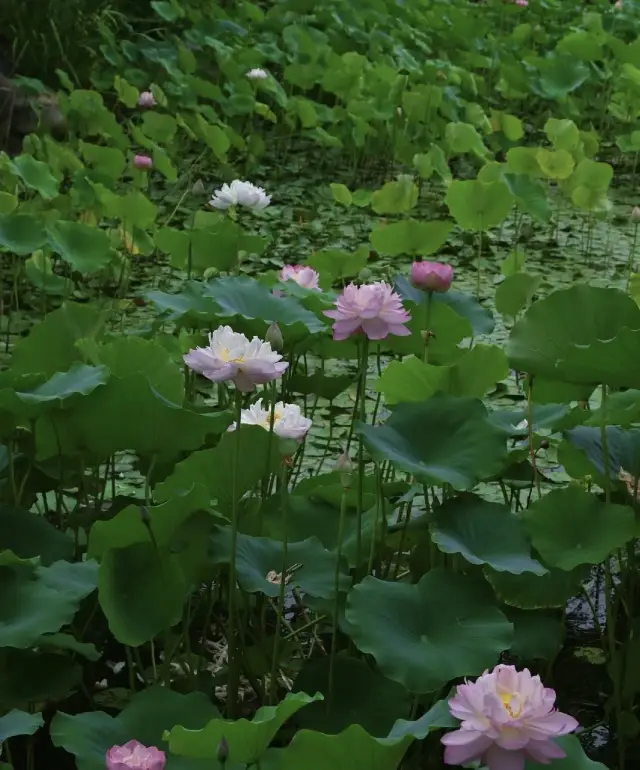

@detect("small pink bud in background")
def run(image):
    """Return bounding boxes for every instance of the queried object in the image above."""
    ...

[134,154,153,171]
[410,261,454,293]
[335,450,354,487]
[515,0,528,5]
[106,741,166,770]
[631,206,640,224]
[280,264,320,290]
[615,0,623,9]
[138,91,156,108]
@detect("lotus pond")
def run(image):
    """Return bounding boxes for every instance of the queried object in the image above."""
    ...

[1,1,640,769]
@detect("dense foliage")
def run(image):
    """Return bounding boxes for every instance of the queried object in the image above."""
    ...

[0,1,640,770]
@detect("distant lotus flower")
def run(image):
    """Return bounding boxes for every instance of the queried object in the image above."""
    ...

[134,154,153,170]
[106,741,166,770]
[247,68,269,80]
[229,398,312,440]
[615,0,623,8]
[184,325,287,392]
[209,180,271,211]
[410,261,454,293]
[138,91,156,108]
[325,282,411,341]
[514,0,528,5]
[441,664,578,769]
[280,264,320,290]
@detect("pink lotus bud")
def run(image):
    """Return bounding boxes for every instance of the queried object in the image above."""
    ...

[134,154,153,171]
[410,261,454,293]
[106,741,166,770]
[138,91,156,108]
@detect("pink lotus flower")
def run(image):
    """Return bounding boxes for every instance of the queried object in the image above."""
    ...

[183,325,288,392]
[138,91,156,108]
[280,265,320,290]
[324,282,411,341]
[410,261,454,293]
[442,664,578,770]
[514,0,528,5]
[134,155,153,170]
[106,741,165,770]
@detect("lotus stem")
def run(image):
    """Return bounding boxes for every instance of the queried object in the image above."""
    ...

[269,462,289,704]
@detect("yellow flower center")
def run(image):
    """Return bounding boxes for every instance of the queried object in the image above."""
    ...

[219,347,244,364]
[500,692,524,719]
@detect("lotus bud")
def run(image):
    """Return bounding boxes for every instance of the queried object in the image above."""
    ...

[138,91,157,108]
[134,154,153,171]
[216,736,229,765]
[265,322,284,351]
[631,206,640,224]
[335,450,354,488]
[540,439,550,450]
[410,261,453,293]
[358,267,373,282]
[192,179,205,195]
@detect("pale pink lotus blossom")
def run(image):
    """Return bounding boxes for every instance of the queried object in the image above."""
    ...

[615,0,623,9]
[134,154,153,170]
[324,281,411,340]
[514,0,528,6]
[106,741,165,770]
[138,91,156,108]
[280,264,320,290]
[184,325,288,392]
[229,398,312,440]
[324,282,411,341]
[410,261,454,293]
[441,664,578,770]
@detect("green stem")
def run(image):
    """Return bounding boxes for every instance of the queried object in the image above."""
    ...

[476,231,483,300]
[269,463,289,704]
[355,336,370,575]
[627,223,638,293]
[423,291,433,364]
[227,391,244,718]
[600,385,625,770]
[328,484,349,707]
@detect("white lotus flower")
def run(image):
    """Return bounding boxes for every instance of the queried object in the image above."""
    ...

[229,398,312,440]
[280,264,320,290]
[516,419,529,431]
[209,180,271,211]
[183,326,287,392]
[247,68,269,80]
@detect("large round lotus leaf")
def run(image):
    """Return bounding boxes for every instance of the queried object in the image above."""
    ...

[0,506,73,565]
[522,486,635,570]
[0,648,81,708]
[268,724,412,770]
[430,494,546,574]
[292,656,411,736]
[0,710,44,742]
[154,426,279,511]
[445,179,514,231]
[345,569,512,693]
[525,735,608,769]
[505,607,564,660]
[507,285,640,387]
[485,564,590,609]
[51,686,219,770]
[209,528,351,600]
[394,276,494,336]
[563,426,640,481]
[358,395,507,489]
[167,692,321,765]
[11,302,105,378]
[98,542,186,647]
[0,559,98,648]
